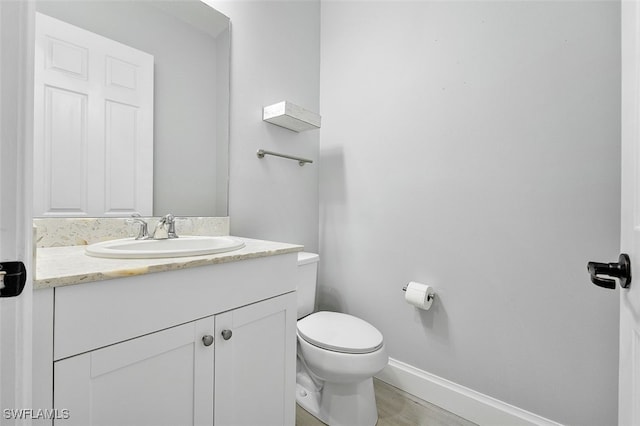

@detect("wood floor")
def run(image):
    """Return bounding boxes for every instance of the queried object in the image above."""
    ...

[296,378,477,426]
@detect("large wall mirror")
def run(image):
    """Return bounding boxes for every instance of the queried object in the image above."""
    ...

[33,0,230,218]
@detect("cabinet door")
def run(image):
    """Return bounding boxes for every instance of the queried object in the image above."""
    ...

[54,317,214,426]
[214,292,297,426]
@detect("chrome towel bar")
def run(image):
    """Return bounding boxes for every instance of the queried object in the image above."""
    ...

[256,149,313,166]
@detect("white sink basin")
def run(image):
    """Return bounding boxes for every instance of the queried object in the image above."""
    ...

[85,236,245,259]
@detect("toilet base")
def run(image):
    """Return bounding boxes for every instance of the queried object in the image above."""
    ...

[297,383,325,423]
[296,378,379,426]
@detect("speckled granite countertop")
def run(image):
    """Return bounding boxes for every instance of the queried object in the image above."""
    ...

[35,236,303,289]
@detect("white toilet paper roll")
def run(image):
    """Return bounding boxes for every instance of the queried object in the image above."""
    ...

[404,281,435,310]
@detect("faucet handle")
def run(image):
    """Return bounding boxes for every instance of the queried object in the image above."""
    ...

[132,220,149,240]
[162,213,178,239]
[126,214,149,240]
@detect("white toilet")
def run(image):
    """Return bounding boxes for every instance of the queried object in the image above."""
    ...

[296,252,388,426]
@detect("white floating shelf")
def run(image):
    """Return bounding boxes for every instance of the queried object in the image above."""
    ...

[263,101,321,133]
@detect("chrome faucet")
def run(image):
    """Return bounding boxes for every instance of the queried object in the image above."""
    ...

[128,214,150,240]
[152,214,178,240]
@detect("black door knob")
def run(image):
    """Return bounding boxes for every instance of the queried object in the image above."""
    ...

[0,262,26,298]
[587,253,632,289]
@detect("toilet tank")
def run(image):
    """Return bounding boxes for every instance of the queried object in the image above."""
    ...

[297,252,319,319]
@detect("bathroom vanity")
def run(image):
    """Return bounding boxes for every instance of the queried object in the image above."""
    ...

[33,235,302,426]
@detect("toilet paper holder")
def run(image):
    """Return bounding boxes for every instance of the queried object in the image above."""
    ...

[402,285,435,301]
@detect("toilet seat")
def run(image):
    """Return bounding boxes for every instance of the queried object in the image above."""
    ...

[297,311,384,354]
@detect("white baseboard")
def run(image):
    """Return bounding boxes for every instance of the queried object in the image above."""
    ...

[375,358,563,426]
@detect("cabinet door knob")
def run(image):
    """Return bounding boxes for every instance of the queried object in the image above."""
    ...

[202,335,214,347]
[221,329,232,340]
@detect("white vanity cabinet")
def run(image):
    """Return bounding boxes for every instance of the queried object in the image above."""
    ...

[34,252,298,426]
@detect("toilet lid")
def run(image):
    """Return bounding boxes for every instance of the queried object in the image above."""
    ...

[297,311,384,354]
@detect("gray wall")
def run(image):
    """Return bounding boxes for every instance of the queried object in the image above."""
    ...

[35,1,223,216]
[213,0,320,251]
[319,2,620,425]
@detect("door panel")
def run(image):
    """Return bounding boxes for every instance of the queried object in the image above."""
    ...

[44,86,87,214]
[620,0,640,423]
[0,0,34,422]
[105,101,137,213]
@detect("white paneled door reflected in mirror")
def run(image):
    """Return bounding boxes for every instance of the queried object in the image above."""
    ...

[33,0,230,218]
